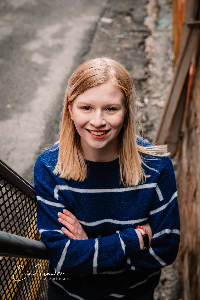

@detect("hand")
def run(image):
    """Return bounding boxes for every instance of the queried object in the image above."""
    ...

[58,209,88,240]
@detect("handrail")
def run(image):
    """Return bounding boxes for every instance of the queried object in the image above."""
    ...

[0,159,36,200]
[0,231,48,260]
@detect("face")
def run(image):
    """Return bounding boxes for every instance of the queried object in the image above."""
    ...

[68,80,126,159]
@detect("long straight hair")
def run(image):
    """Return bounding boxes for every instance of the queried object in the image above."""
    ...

[54,57,169,186]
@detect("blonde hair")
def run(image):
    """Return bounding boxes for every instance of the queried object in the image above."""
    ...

[54,57,169,186]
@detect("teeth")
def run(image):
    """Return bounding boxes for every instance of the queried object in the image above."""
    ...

[90,131,107,136]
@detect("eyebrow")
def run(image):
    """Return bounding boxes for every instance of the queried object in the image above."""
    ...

[77,102,122,106]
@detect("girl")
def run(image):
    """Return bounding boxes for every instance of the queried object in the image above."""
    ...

[34,57,180,300]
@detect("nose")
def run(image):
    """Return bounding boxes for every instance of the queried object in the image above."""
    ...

[90,110,106,127]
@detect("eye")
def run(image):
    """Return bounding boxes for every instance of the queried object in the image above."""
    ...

[106,107,117,112]
[81,106,91,111]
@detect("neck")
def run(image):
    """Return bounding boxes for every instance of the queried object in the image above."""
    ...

[81,141,119,162]
[84,151,119,162]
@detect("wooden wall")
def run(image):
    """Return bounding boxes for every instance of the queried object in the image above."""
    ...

[173,0,200,298]
[173,0,186,65]
[177,52,200,300]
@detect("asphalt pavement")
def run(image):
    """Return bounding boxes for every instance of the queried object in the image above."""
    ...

[0,0,106,183]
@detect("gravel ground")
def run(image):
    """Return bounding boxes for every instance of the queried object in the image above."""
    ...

[83,0,181,299]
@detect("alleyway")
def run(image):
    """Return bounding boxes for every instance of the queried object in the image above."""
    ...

[0,0,181,299]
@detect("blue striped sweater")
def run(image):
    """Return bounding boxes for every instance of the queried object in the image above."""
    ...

[34,138,180,300]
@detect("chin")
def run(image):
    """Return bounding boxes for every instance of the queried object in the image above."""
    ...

[89,143,108,150]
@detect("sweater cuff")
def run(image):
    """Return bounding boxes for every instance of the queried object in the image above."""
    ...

[120,228,141,257]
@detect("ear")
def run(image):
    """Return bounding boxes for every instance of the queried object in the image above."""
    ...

[68,102,74,121]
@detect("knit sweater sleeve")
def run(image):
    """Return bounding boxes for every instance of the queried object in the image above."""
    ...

[127,156,180,272]
[34,155,141,275]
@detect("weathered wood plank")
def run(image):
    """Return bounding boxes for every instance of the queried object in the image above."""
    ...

[178,52,200,300]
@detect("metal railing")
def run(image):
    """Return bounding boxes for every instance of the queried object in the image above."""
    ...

[0,159,48,300]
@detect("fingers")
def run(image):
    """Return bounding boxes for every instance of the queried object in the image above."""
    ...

[58,216,77,234]
[63,209,77,221]
[58,211,77,226]
[61,226,76,239]
[58,210,88,240]
[58,211,80,238]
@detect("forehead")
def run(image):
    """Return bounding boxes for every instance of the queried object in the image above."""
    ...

[75,81,124,105]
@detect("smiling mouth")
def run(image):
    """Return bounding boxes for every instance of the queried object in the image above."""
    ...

[86,129,110,136]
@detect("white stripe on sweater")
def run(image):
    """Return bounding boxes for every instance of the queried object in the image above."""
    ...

[109,270,161,297]
[39,229,63,234]
[156,185,163,201]
[109,294,124,298]
[116,231,125,254]
[54,183,157,200]
[127,257,131,264]
[126,257,136,270]
[149,191,177,215]
[37,196,65,208]
[149,247,166,266]
[143,157,160,161]
[52,270,161,299]
[129,270,161,289]
[93,238,98,274]
[56,240,71,272]
[79,217,148,227]
[153,229,180,239]
[99,269,126,275]
[51,280,85,300]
